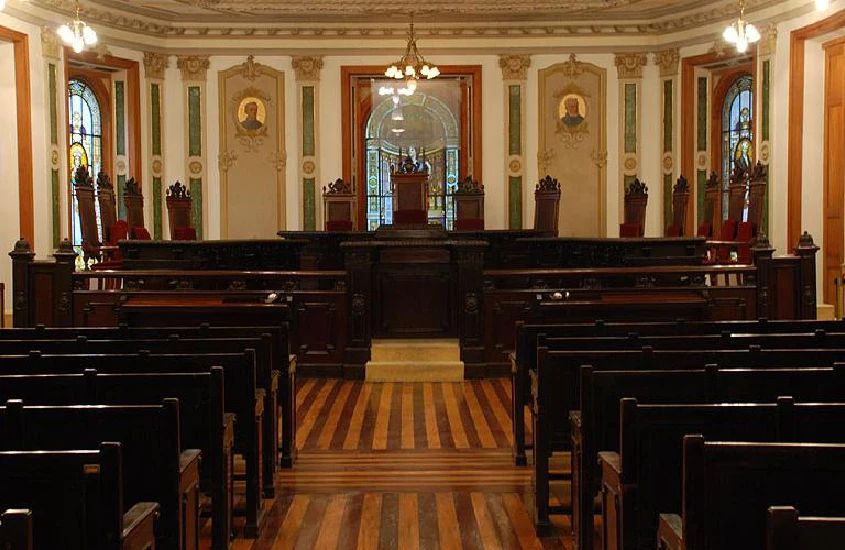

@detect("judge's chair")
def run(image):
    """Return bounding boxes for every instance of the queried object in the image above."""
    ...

[73,165,101,268]
[166,181,197,240]
[93,172,127,270]
[697,173,720,239]
[534,175,561,234]
[620,178,648,238]
[123,177,151,240]
[391,154,429,226]
[666,175,690,237]
[322,178,356,231]
[452,176,485,231]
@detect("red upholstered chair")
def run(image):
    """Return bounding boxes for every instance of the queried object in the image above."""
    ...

[620,178,648,238]
[325,220,353,232]
[132,227,152,240]
[452,176,484,231]
[393,209,427,225]
[534,175,561,234]
[93,220,128,271]
[619,223,642,238]
[322,178,356,231]
[735,221,754,264]
[172,226,197,241]
[123,177,146,239]
[665,175,690,237]
[454,218,485,231]
[166,181,197,240]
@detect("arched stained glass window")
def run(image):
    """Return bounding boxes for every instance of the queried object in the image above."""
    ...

[721,75,753,221]
[68,78,103,268]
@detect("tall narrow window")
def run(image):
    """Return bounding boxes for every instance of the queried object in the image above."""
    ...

[720,75,753,221]
[68,78,103,268]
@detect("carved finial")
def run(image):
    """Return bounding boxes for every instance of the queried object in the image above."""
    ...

[96,172,113,190]
[166,181,190,200]
[625,178,648,197]
[323,178,352,195]
[456,176,484,194]
[124,177,142,197]
[797,231,818,251]
[536,175,560,193]
[56,238,76,254]
[705,172,720,189]
[753,229,771,250]
[72,165,93,188]
[673,175,689,194]
[13,237,32,253]
[749,161,768,184]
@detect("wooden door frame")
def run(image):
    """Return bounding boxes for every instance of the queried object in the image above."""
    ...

[0,26,33,246]
[341,65,483,228]
[822,36,845,304]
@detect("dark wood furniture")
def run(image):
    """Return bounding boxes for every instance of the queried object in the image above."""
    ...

[0,508,32,550]
[621,178,648,237]
[698,173,720,238]
[73,165,101,267]
[666,175,690,237]
[452,176,484,231]
[123,178,149,240]
[97,172,118,245]
[322,178,356,232]
[166,181,196,241]
[391,154,429,226]
[534,175,561,234]
[767,506,845,550]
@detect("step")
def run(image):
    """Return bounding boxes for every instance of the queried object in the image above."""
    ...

[370,339,461,362]
[365,360,464,382]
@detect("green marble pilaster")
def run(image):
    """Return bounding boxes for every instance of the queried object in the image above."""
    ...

[762,61,770,142]
[697,170,707,226]
[190,178,203,239]
[663,80,673,153]
[624,84,637,154]
[188,86,201,156]
[151,84,161,156]
[697,77,707,152]
[664,173,673,230]
[48,65,57,146]
[117,175,127,221]
[508,86,521,156]
[48,63,60,247]
[153,177,162,240]
[303,178,316,230]
[51,170,60,248]
[302,87,315,157]
[509,176,522,229]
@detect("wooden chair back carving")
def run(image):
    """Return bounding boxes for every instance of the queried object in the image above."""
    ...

[165,181,194,239]
[621,178,648,237]
[747,161,767,234]
[667,175,690,237]
[534,175,561,234]
[73,166,100,264]
[322,178,356,231]
[123,177,145,234]
[700,173,720,237]
[96,172,117,243]
[453,176,484,231]
[727,164,749,222]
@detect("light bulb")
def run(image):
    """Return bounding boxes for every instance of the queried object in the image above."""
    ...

[816,0,829,9]
[0,0,6,11]
[82,24,97,45]
[745,22,760,43]
[723,24,738,42]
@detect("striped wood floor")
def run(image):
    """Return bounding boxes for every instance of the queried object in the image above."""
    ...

[212,380,582,550]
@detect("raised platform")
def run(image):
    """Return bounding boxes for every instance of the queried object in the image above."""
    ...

[365,339,464,382]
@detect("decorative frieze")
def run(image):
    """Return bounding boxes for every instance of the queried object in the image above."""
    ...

[143,52,168,80]
[177,55,210,81]
[614,53,648,79]
[654,48,680,78]
[499,54,531,80]
[292,56,324,81]
[41,26,61,59]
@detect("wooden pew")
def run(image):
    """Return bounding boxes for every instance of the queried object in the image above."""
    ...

[601,398,845,550]
[657,436,845,550]
[0,509,32,550]
[511,318,845,464]
[0,399,198,550]
[0,443,159,550]
[0,369,232,550]
[0,324,296,469]
[767,506,845,550]
[566,365,845,549]
[0,336,272,504]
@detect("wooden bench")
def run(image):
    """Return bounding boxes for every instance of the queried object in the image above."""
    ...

[767,506,845,550]
[601,398,845,550]
[511,318,845,464]
[0,369,232,550]
[657,436,845,550]
[0,509,32,550]
[0,442,159,550]
[0,398,198,550]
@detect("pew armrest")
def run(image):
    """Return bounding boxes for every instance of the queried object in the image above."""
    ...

[122,502,159,550]
[599,451,621,493]
[223,413,236,450]
[508,352,517,374]
[270,370,279,395]
[657,513,683,550]
[288,354,297,375]
[255,389,266,417]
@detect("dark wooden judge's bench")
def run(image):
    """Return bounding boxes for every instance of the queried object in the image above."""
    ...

[9,228,819,377]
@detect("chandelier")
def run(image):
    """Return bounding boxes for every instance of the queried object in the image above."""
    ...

[0,1,5,11]
[382,14,439,96]
[57,0,98,54]
[723,0,760,54]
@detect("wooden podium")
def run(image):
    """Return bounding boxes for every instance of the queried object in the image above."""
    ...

[391,157,429,226]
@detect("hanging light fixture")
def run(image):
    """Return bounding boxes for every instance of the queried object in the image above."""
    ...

[383,13,439,96]
[0,1,6,12]
[57,0,98,54]
[815,0,829,10]
[723,0,760,54]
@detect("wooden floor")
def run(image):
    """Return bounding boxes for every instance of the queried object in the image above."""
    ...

[212,380,581,550]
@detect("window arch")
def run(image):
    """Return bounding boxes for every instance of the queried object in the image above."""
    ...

[68,77,104,266]
[720,74,753,221]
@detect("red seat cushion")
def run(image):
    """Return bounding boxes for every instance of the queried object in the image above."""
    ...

[718,219,738,241]
[109,221,129,244]
[325,220,353,232]
[132,227,152,240]
[454,218,484,231]
[393,210,427,225]
[666,223,682,237]
[697,222,713,239]
[619,222,641,238]
[172,227,197,241]
[736,221,753,242]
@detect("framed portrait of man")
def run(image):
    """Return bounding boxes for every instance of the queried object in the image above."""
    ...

[237,97,266,132]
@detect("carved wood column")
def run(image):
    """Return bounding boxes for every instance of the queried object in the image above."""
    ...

[293,56,323,230]
[615,53,648,231]
[143,52,169,239]
[42,27,64,248]
[654,49,680,234]
[499,55,530,229]
[177,55,210,239]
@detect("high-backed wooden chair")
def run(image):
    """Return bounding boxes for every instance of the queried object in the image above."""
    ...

[534,175,561,234]
[747,161,768,235]
[123,178,150,240]
[620,178,648,238]
[698,173,720,238]
[73,165,101,268]
[166,181,196,240]
[666,175,690,237]
[391,154,428,226]
[322,178,356,231]
[96,172,117,244]
[452,176,485,231]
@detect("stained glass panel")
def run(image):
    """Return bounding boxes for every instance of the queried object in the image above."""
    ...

[721,75,753,221]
